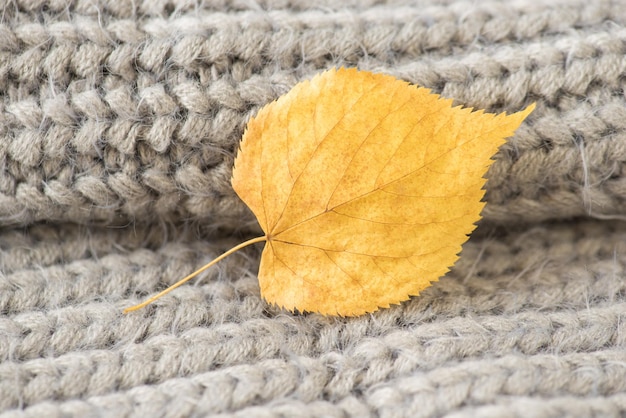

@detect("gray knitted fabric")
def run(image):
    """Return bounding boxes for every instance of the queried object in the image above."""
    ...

[2,0,626,417]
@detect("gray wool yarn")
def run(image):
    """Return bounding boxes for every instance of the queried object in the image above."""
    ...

[2,0,626,417]
[2,0,626,228]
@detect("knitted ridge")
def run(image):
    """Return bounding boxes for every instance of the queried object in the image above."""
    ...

[1,220,626,416]
[1,0,626,227]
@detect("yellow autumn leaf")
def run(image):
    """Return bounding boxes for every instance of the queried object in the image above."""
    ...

[124,67,534,317]
[231,68,533,316]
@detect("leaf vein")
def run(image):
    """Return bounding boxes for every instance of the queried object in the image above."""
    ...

[271,79,381,233]
[325,86,413,210]
[321,249,366,293]
[272,239,458,259]
[330,209,467,226]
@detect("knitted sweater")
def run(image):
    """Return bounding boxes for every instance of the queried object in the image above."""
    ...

[1,1,626,416]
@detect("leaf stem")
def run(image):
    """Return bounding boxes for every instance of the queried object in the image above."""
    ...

[123,235,267,313]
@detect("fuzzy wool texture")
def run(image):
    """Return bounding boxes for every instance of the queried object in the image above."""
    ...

[1,0,626,417]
